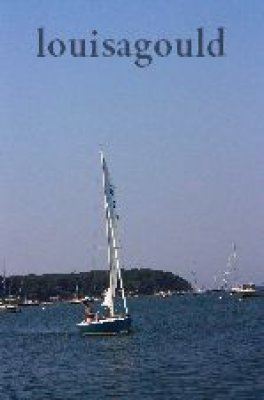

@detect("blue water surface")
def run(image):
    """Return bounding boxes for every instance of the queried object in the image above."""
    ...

[0,294,263,399]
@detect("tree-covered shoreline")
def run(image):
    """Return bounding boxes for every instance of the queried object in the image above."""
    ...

[1,269,192,301]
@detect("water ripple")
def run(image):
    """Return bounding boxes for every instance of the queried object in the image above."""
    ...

[0,296,263,399]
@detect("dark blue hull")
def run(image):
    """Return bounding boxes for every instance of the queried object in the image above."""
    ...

[77,316,132,336]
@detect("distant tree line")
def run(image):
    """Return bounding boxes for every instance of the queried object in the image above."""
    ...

[0,268,192,301]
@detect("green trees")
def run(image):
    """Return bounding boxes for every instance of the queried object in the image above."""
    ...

[1,268,191,301]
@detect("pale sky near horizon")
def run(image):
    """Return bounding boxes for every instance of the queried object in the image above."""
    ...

[0,1,263,287]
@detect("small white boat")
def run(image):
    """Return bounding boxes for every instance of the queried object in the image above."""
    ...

[69,298,83,304]
[77,152,131,335]
[18,298,40,307]
[0,301,21,313]
[231,283,258,298]
[5,303,21,313]
[69,282,86,304]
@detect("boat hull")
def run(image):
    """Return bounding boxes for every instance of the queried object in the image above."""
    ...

[233,291,262,298]
[0,305,21,313]
[77,315,132,336]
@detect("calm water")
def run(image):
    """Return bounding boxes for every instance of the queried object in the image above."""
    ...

[0,294,263,399]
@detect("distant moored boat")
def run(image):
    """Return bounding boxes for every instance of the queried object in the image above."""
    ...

[231,283,260,298]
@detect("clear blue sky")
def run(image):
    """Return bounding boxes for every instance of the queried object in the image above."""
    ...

[0,1,263,286]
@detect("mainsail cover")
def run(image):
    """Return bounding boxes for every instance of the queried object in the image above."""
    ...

[102,287,112,308]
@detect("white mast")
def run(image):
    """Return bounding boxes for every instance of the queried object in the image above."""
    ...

[100,151,128,316]
[223,242,237,290]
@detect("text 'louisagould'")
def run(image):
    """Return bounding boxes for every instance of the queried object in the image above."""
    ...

[37,27,226,68]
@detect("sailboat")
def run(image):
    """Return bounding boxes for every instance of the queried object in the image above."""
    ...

[77,152,132,335]
[229,244,259,297]
[210,243,237,293]
[221,242,237,291]
[70,282,83,304]
[1,260,21,313]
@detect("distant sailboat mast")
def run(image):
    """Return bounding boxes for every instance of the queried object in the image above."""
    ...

[223,242,237,290]
[2,257,6,297]
[229,241,237,287]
